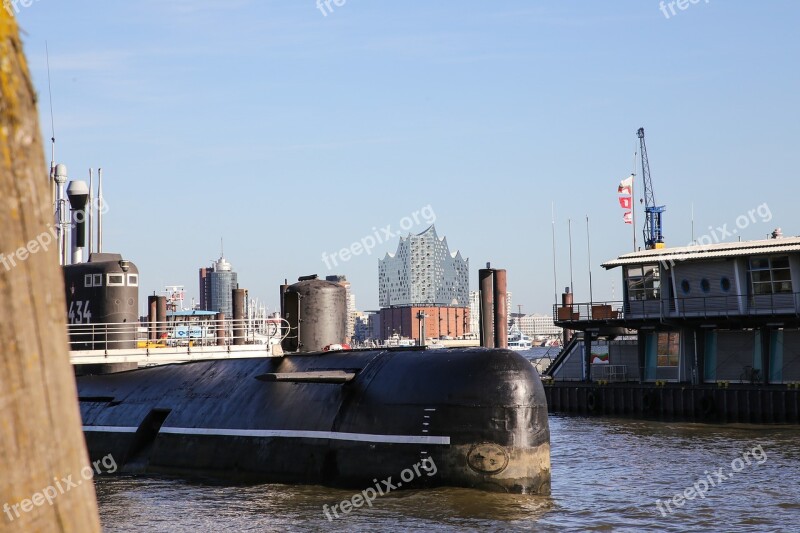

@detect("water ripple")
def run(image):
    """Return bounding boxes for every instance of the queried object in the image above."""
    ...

[95,416,800,532]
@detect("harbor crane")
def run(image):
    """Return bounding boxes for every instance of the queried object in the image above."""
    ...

[637,127,666,249]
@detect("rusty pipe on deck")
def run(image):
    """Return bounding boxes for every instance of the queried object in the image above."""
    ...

[232,288,247,346]
[479,268,495,348]
[493,269,508,349]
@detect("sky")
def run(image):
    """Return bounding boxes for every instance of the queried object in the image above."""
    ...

[15,1,800,316]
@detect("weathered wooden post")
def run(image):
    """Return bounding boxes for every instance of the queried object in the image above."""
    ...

[0,11,102,532]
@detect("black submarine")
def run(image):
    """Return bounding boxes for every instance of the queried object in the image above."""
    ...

[57,167,551,494]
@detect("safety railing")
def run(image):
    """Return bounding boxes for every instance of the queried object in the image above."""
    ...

[554,292,800,323]
[67,318,290,364]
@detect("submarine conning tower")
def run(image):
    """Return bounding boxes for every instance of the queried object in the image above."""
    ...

[58,168,140,358]
[63,253,140,351]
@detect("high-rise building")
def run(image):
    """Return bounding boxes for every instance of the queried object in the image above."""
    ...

[469,291,480,334]
[325,275,357,342]
[198,255,238,317]
[353,311,380,344]
[518,313,562,338]
[379,225,469,307]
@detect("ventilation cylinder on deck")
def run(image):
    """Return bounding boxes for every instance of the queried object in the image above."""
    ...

[281,276,346,353]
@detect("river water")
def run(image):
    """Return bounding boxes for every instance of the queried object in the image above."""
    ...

[95,349,800,532]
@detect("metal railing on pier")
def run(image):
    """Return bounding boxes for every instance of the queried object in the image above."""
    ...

[554,291,800,323]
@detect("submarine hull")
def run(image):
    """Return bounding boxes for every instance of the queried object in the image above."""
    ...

[78,347,550,494]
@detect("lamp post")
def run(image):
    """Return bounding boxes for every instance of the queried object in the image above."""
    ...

[417,311,428,347]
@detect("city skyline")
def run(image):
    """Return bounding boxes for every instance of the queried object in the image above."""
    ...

[16,2,800,316]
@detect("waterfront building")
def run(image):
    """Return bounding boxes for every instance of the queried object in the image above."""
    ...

[379,305,469,342]
[519,313,563,338]
[551,235,800,385]
[378,225,469,340]
[198,255,238,318]
[378,225,469,307]
[545,235,800,423]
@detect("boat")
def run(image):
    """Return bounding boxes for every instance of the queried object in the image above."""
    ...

[507,325,533,351]
[78,342,551,493]
[52,164,551,493]
[383,333,416,347]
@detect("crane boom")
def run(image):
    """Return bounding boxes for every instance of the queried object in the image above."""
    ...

[637,127,666,249]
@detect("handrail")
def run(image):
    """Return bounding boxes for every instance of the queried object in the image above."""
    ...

[66,318,291,355]
[554,291,800,322]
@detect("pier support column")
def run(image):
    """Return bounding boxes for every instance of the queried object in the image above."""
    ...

[760,326,771,384]
[695,329,706,385]
[583,332,593,382]
[637,330,647,383]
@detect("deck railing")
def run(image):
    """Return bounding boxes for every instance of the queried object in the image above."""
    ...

[554,291,800,323]
[67,318,290,364]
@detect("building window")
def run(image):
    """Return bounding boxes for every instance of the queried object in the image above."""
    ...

[626,265,660,300]
[749,256,793,295]
[701,279,711,293]
[657,332,680,367]
[720,277,731,292]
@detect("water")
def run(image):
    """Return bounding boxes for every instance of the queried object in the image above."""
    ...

[95,415,800,532]
[93,346,799,531]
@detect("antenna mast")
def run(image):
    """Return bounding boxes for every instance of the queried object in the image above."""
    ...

[46,42,56,191]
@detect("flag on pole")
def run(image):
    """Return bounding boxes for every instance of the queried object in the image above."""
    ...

[618,196,632,209]
[618,175,633,196]
[623,211,632,224]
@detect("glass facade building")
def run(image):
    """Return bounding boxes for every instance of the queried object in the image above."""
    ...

[379,225,469,307]
[199,256,238,317]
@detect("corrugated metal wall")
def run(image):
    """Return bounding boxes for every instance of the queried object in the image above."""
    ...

[673,259,739,315]
[780,330,800,382]
[714,330,756,381]
[609,342,640,381]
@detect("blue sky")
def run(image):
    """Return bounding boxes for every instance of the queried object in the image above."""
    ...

[16,1,800,315]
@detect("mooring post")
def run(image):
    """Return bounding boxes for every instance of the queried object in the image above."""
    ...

[1,10,102,529]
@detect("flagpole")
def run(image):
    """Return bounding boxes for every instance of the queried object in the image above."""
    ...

[632,177,636,252]
[586,215,594,306]
[568,218,574,295]
[551,202,558,306]
[631,150,638,252]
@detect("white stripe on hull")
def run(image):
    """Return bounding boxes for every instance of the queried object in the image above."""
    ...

[82,426,450,445]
